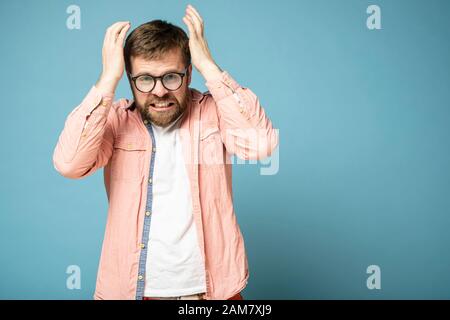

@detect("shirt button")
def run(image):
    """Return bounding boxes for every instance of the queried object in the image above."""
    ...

[140,243,145,249]
[152,147,156,152]
[239,108,245,113]
[148,178,152,184]
[145,211,151,216]
[138,275,143,280]
[143,120,148,125]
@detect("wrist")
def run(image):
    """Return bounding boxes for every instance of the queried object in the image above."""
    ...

[96,74,119,95]
[199,61,223,82]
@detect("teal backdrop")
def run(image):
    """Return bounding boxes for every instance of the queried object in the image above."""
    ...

[1,0,450,299]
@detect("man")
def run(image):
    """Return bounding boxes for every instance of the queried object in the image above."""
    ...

[53,4,278,300]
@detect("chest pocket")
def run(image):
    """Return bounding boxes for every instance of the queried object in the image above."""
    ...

[200,122,224,165]
[111,135,147,182]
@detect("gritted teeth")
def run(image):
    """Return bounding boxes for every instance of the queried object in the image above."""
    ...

[150,102,175,108]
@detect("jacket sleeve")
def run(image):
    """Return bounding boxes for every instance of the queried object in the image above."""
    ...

[205,71,279,160]
[52,85,115,179]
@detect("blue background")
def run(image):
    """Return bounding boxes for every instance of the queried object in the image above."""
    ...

[1,0,450,299]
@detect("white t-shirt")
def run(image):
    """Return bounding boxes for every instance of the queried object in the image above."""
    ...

[144,113,207,297]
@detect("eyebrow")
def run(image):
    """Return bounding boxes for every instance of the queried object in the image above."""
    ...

[133,68,182,77]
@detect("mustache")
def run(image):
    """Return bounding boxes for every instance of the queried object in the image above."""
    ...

[146,97,178,105]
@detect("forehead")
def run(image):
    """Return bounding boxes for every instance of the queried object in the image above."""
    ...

[131,49,185,76]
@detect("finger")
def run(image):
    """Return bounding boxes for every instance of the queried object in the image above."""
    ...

[186,9,202,35]
[186,7,202,30]
[107,21,130,45]
[112,21,130,41]
[187,5,203,24]
[105,22,120,45]
[182,16,197,38]
[106,21,125,39]
[185,10,202,36]
[116,22,131,45]
[105,23,120,45]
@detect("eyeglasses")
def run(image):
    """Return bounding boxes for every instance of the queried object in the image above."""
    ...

[129,66,189,93]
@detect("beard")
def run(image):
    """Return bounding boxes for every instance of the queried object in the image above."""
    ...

[134,88,190,127]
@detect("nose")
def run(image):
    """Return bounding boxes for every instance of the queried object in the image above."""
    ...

[151,78,169,97]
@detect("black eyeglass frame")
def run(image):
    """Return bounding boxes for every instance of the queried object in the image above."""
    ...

[129,66,189,93]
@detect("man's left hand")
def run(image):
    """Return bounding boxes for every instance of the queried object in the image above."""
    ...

[183,4,223,82]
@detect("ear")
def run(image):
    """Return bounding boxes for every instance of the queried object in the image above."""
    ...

[187,64,193,86]
[126,72,134,92]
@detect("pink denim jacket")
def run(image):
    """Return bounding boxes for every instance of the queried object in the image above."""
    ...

[53,71,279,299]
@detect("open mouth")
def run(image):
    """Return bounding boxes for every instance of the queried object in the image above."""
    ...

[149,102,175,111]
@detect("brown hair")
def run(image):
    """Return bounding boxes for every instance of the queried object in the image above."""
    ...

[124,19,191,75]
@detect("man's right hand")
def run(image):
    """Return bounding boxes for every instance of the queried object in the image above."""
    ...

[95,21,131,95]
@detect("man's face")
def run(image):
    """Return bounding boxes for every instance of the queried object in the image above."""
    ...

[129,49,192,127]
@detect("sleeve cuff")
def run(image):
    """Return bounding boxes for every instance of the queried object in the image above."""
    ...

[81,85,115,115]
[205,71,241,101]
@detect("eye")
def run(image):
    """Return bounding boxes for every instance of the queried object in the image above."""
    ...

[138,75,153,83]
[164,73,179,81]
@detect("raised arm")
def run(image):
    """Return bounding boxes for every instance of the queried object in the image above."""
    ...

[53,21,131,178]
[183,5,278,160]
